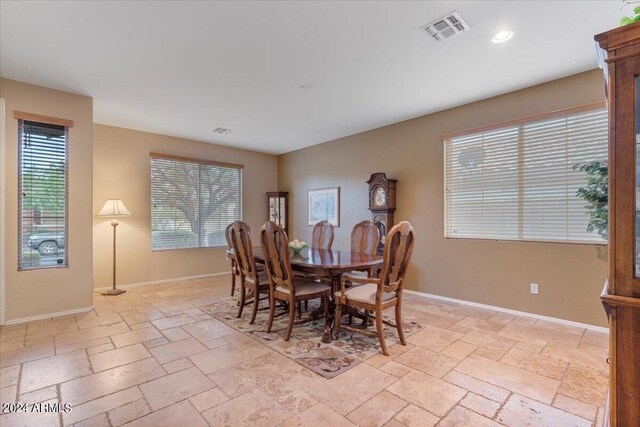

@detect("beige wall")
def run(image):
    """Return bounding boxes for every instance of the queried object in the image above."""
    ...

[93,124,277,288]
[1,78,94,322]
[278,69,608,327]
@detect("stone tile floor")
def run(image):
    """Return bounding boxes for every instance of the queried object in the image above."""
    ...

[0,275,609,426]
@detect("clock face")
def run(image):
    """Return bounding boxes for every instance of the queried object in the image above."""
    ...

[374,186,386,207]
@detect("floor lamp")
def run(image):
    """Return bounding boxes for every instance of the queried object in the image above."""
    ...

[98,199,131,296]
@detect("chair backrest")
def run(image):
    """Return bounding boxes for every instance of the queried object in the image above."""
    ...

[351,220,380,256]
[312,220,334,250]
[225,223,233,249]
[229,221,259,281]
[378,221,415,295]
[260,221,295,294]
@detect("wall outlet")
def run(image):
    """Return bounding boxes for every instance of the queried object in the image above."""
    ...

[530,283,539,295]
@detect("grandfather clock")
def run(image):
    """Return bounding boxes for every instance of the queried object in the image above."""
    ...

[367,173,397,254]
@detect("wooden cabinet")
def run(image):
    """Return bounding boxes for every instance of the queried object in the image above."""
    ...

[267,192,289,234]
[595,22,640,427]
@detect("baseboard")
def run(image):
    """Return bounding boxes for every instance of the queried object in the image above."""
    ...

[4,306,94,326]
[93,272,229,292]
[404,289,609,333]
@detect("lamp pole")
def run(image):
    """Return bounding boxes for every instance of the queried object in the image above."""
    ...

[103,218,125,295]
[98,199,130,296]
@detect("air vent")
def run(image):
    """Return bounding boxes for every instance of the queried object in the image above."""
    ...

[421,12,470,41]
[213,127,231,135]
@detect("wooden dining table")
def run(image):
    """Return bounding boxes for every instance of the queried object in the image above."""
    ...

[232,247,383,343]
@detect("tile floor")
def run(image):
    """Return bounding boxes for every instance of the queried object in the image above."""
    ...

[0,275,609,426]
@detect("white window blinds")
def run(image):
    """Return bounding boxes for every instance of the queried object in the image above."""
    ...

[150,155,242,250]
[19,120,69,270]
[444,107,608,244]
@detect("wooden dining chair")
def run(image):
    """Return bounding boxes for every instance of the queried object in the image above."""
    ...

[229,221,270,324]
[347,220,381,324]
[260,221,331,341]
[351,220,380,255]
[225,223,241,296]
[312,220,334,250]
[351,220,380,274]
[335,221,415,355]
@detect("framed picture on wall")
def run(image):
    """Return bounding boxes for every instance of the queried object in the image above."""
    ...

[307,187,340,227]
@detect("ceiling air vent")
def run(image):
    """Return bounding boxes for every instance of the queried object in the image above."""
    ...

[213,127,232,135]
[421,12,470,41]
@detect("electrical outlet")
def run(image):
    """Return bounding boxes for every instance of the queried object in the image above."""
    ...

[530,283,539,295]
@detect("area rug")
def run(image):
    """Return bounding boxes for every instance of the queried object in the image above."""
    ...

[202,295,422,379]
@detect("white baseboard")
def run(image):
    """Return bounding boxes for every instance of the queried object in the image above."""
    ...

[404,289,608,334]
[4,306,94,326]
[93,272,229,292]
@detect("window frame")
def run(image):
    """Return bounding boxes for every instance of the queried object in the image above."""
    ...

[17,116,71,271]
[443,101,608,246]
[149,153,243,251]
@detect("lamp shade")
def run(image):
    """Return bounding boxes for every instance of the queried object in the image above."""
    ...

[98,199,132,217]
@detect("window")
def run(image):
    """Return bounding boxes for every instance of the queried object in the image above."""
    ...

[18,120,69,270]
[444,106,608,243]
[150,154,242,250]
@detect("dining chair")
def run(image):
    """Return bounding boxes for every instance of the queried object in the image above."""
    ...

[260,221,331,341]
[312,220,334,250]
[335,221,415,355]
[225,223,241,296]
[296,220,334,312]
[350,220,380,274]
[348,220,381,325]
[229,221,270,324]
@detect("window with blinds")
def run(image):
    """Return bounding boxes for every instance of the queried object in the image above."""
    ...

[18,120,69,270]
[150,155,242,250]
[444,107,608,244]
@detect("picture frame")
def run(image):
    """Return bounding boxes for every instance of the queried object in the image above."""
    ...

[307,187,340,227]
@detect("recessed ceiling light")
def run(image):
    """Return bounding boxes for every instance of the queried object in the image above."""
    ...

[213,127,231,135]
[491,30,514,43]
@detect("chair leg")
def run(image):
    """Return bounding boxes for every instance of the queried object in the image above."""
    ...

[236,280,246,318]
[267,292,275,332]
[285,299,296,341]
[335,301,343,339]
[304,300,308,311]
[375,307,388,356]
[250,286,260,325]
[230,265,236,296]
[363,310,370,326]
[395,302,406,345]
[297,301,302,319]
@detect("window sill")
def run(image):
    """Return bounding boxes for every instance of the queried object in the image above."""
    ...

[444,236,607,246]
[18,265,69,272]
[151,246,226,252]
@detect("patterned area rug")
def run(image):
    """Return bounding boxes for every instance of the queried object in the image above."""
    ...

[203,295,422,379]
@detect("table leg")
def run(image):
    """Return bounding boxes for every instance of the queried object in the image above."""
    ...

[321,275,340,343]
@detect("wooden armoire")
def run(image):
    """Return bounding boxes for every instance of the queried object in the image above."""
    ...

[595,22,640,426]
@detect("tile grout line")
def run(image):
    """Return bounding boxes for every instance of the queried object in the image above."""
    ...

[490,390,513,424]
[56,383,63,427]
[434,390,470,426]
[448,357,563,408]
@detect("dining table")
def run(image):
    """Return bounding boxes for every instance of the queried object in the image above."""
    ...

[231,247,383,343]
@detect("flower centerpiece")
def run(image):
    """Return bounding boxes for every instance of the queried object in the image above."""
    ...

[289,239,308,255]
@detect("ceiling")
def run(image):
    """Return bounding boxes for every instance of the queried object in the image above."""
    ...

[0,1,620,155]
